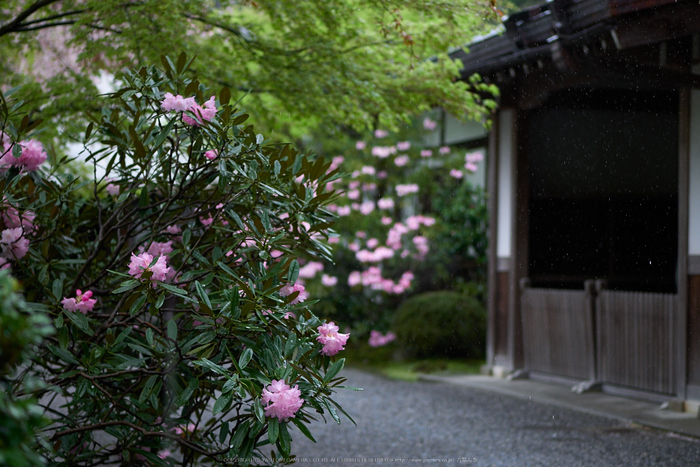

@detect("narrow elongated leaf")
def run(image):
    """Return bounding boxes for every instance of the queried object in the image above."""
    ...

[239,348,253,369]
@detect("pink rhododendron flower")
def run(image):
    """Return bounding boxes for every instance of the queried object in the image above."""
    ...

[182,96,217,126]
[465,162,478,172]
[348,242,360,252]
[165,224,181,235]
[0,258,9,270]
[348,271,361,286]
[359,201,375,215]
[361,166,376,175]
[328,236,340,244]
[397,141,411,151]
[128,252,170,282]
[161,92,196,112]
[0,228,29,260]
[395,184,419,196]
[439,146,451,154]
[321,274,338,287]
[147,241,173,257]
[421,149,433,157]
[394,155,409,167]
[347,189,360,200]
[369,330,396,347]
[356,231,366,239]
[105,183,120,196]
[450,169,464,178]
[172,423,196,436]
[317,322,350,356]
[355,141,366,150]
[366,238,379,249]
[371,146,392,158]
[298,261,324,279]
[18,140,47,171]
[205,149,218,160]
[337,206,351,216]
[279,282,308,304]
[423,117,437,130]
[465,151,484,163]
[377,170,388,179]
[374,129,388,138]
[349,181,360,190]
[261,380,304,421]
[61,289,97,314]
[362,183,377,192]
[158,450,172,460]
[0,202,35,232]
[381,216,393,225]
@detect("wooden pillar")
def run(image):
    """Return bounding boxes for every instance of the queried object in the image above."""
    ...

[678,87,690,400]
[486,111,500,370]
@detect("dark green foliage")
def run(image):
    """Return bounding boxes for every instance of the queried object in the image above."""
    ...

[392,291,486,359]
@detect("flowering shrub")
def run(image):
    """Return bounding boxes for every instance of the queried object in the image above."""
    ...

[0,55,353,465]
[301,118,488,340]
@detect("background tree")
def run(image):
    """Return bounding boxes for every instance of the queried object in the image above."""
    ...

[1,0,499,146]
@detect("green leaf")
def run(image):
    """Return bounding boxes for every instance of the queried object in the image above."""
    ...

[65,311,93,336]
[112,280,140,294]
[229,420,249,451]
[195,281,212,310]
[129,295,147,315]
[278,422,291,457]
[139,375,158,402]
[290,417,316,443]
[193,358,228,376]
[239,348,253,369]
[52,279,63,301]
[212,392,232,415]
[139,183,149,207]
[54,314,63,329]
[219,421,230,444]
[48,344,79,365]
[167,319,177,340]
[254,397,264,423]
[220,87,231,106]
[287,260,299,283]
[267,418,279,444]
[174,379,199,407]
[146,328,154,347]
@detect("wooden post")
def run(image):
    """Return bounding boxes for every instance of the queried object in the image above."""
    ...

[486,110,500,372]
[678,87,690,400]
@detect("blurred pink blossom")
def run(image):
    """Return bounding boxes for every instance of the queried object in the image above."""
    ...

[439,146,451,154]
[337,206,351,216]
[359,201,375,215]
[205,149,218,160]
[347,189,360,200]
[377,170,388,179]
[450,169,464,178]
[395,184,419,196]
[465,162,478,172]
[377,198,394,210]
[374,129,388,138]
[369,330,396,347]
[361,166,376,175]
[348,271,362,286]
[366,238,379,249]
[0,228,29,260]
[105,183,120,196]
[298,261,324,279]
[371,146,392,158]
[394,155,409,167]
[423,117,438,130]
[381,216,393,225]
[465,151,484,163]
[356,141,366,150]
[321,274,338,287]
[397,141,411,151]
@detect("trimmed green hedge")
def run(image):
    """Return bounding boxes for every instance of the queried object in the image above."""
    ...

[392,291,486,359]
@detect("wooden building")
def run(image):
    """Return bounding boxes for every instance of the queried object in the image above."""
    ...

[452,0,700,405]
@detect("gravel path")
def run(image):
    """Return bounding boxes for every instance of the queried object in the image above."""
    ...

[289,369,700,466]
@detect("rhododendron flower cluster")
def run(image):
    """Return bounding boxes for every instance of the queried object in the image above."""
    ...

[61,289,97,313]
[321,274,338,287]
[394,155,409,167]
[396,141,411,151]
[450,169,464,178]
[371,146,394,158]
[355,141,366,150]
[374,129,388,138]
[279,282,308,304]
[395,184,419,196]
[368,330,396,347]
[105,183,120,196]
[128,252,170,282]
[465,151,484,172]
[439,146,451,154]
[316,322,349,356]
[405,215,436,230]
[0,227,30,260]
[1,136,47,172]
[347,267,413,294]
[423,117,438,130]
[420,149,433,157]
[160,93,218,127]
[356,246,394,263]
[298,261,324,279]
[171,423,196,436]
[261,380,304,421]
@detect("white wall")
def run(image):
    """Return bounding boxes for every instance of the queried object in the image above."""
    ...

[689,89,700,255]
[497,109,514,259]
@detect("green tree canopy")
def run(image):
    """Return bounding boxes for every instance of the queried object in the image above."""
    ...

[1,0,498,144]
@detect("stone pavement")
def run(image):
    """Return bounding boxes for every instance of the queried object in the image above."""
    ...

[290,368,700,466]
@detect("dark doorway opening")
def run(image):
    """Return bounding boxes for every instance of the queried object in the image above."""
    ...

[527,88,678,293]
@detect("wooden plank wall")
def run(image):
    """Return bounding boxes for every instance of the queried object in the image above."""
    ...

[597,290,676,394]
[521,287,594,380]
